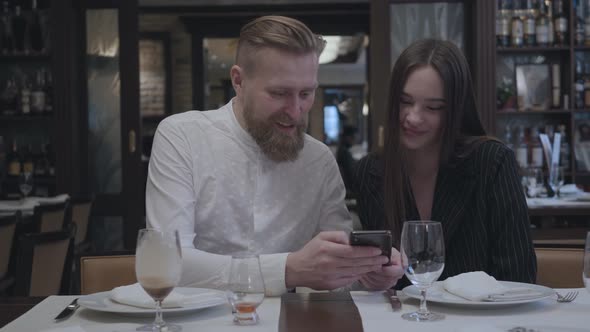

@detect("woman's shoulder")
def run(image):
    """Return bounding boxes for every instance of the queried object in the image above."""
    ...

[356,153,383,177]
[468,139,517,175]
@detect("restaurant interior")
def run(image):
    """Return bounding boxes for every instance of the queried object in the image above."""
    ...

[0,0,589,331]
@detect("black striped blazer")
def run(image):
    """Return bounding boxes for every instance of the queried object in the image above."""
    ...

[353,140,537,288]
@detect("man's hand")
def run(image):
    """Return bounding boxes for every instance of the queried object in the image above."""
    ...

[359,248,404,290]
[285,231,388,290]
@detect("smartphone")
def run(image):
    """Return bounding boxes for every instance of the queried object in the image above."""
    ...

[349,230,392,265]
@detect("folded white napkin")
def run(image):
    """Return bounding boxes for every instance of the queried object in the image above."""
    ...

[0,199,38,212]
[443,271,542,302]
[30,194,70,205]
[110,283,224,309]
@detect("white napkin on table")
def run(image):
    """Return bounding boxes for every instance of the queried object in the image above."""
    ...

[30,193,70,205]
[443,271,543,302]
[0,199,38,212]
[110,283,224,309]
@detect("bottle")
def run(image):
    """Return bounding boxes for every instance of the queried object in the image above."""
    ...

[524,0,536,46]
[504,125,514,150]
[11,4,26,54]
[31,70,45,114]
[530,127,544,167]
[43,69,52,113]
[551,63,561,108]
[34,143,48,176]
[45,143,54,176]
[19,77,31,115]
[22,144,34,174]
[558,124,570,171]
[536,0,550,47]
[585,0,590,45]
[554,0,568,45]
[29,0,43,53]
[0,1,12,54]
[546,0,555,45]
[575,0,586,45]
[0,78,18,115]
[575,60,585,109]
[0,136,5,181]
[511,0,525,47]
[516,126,529,168]
[584,62,590,108]
[6,140,21,177]
[497,0,512,47]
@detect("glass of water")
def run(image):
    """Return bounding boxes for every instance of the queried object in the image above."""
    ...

[226,255,265,325]
[18,172,34,200]
[400,220,445,322]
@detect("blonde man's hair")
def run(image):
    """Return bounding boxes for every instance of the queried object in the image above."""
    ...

[236,15,326,73]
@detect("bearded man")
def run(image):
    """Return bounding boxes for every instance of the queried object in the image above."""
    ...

[145,16,403,296]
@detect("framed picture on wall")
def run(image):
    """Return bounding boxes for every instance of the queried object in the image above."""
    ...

[515,64,550,111]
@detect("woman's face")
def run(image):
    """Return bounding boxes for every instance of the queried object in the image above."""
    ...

[398,65,446,154]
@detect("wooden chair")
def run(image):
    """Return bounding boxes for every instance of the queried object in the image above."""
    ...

[31,199,72,233]
[535,247,584,288]
[13,224,76,296]
[0,212,20,294]
[79,253,136,295]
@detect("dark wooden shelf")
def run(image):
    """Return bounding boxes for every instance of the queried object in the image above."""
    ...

[2,176,56,186]
[0,114,53,121]
[497,109,572,115]
[497,46,570,53]
[573,46,590,51]
[0,54,51,62]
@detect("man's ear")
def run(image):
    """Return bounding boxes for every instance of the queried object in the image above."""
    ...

[230,65,243,95]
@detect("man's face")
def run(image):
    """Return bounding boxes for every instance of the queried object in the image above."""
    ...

[234,47,319,162]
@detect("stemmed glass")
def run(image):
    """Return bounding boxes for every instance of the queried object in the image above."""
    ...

[400,220,445,322]
[135,228,183,332]
[584,231,590,293]
[226,255,265,325]
[548,166,564,198]
[18,172,33,201]
[524,167,544,198]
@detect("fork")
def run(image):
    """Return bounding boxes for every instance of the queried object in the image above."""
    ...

[555,291,578,303]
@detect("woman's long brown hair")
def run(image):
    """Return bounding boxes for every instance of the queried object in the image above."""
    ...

[382,39,490,247]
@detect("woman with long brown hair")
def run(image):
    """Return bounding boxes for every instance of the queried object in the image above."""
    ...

[353,39,536,288]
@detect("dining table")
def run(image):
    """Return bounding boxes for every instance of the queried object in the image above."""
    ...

[0,287,587,332]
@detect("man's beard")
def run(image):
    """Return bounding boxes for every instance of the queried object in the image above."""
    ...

[243,108,306,162]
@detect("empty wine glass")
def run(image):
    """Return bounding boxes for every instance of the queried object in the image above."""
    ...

[549,166,564,198]
[400,220,445,322]
[584,231,590,293]
[135,228,182,332]
[524,167,544,198]
[226,255,265,325]
[18,172,33,200]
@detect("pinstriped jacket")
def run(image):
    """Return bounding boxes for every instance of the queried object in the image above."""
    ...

[352,140,537,289]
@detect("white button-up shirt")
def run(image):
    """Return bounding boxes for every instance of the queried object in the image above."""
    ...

[145,100,352,295]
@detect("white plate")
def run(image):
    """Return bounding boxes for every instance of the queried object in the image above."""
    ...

[78,287,227,316]
[403,281,554,308]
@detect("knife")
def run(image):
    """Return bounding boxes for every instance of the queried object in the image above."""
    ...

[54,298,79,321]
[384,289,401,311]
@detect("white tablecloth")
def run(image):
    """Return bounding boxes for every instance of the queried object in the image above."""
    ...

[1,288,587,332]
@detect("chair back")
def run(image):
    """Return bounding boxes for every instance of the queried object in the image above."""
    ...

[535,247,584,288]
[33,199,72,233]
[71,200,92,246]
[80,254,136,295]
[0,212,19,279]
[14,224,75,296]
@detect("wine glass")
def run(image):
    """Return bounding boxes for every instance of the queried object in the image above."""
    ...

[226,255,265,325]
[524,167,544,198]
[135,228,183,332]
[18,172,33,201]
[548,166,564,198]
[584,231,590,293]
[400,220,445,322]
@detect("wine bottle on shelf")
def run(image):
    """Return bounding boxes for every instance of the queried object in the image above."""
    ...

[546,0,555,45]
[11,4,26,54]
[530,126,544,168]
[34,144,48,176]
[19,76,31,115]
[584,62,590,108]
[0,1,13,54]
[511,0,525,47]
[524,0,536,46]
[1,78,18,115]
[45,143,54,176]
[22,144,34,174]
[536,0,550,47]
[516,126,529,168]
[31,70,45,114]
[6,140,21,177]
[43,69,52,113]
[558,124,570,171]
[551,63,560,108]
[554,0,568,45]
[504,125,514,150]
[575,0,585,45]
[575,60,585,109]
[585,0,590,45]
[29,0,43,53]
